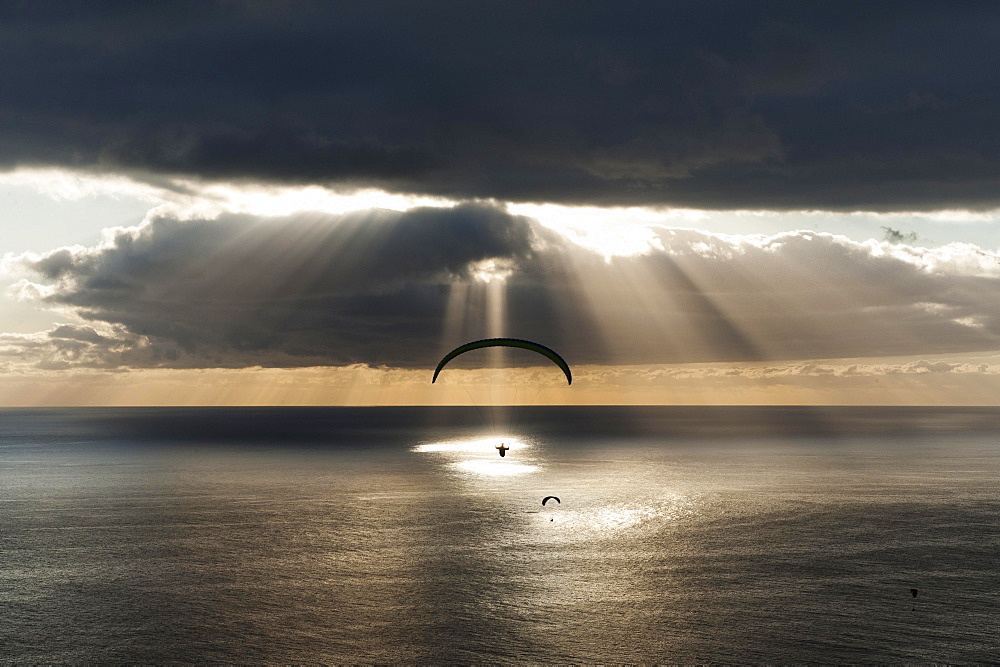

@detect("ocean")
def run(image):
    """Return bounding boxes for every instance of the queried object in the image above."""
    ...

[1,406,998,662]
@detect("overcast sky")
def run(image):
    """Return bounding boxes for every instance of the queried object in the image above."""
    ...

[2,1,1000,405]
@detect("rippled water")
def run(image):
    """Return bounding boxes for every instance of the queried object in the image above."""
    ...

[2,407,998,662]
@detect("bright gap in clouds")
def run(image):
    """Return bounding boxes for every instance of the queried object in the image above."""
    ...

[173,185,1000,253]
[160,181,454,219]
[4,167,1000,254]
[509,203,1000,256]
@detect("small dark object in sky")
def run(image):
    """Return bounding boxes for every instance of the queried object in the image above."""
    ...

[911,588,919,598]
[496,443,509,457]
[542,496,560,506]
[882,226,918,244]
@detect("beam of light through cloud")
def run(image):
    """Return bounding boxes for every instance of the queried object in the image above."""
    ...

[7,203,1000,379]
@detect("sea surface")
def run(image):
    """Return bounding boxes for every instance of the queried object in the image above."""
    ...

[1,406,998,663]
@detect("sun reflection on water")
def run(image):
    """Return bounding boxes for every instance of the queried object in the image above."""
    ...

[413,436,526,454]
[536,495,697,536]
[453,459,538,476]
[413,436,539,476]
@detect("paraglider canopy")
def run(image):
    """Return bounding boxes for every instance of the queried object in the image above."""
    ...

[542,496,560,506]
[431,338,572,385]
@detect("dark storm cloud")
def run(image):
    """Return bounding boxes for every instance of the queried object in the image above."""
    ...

[12,204,1000,371]
[2,1,999,210]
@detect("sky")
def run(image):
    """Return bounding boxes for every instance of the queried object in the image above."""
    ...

[3,0,1000,406]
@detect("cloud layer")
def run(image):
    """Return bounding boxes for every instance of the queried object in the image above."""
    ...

[1,2,999,209]
[8,204,537,369]
[7,204,1000,372]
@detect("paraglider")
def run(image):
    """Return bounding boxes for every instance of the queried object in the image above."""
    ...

[432,338,571,461]
[911,588,919,598]
[432,338,572,385]
[542,495,560,521]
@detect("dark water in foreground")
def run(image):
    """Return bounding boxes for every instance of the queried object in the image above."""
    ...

[2,406,998,663]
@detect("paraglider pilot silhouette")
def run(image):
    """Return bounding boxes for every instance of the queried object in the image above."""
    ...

[431,338,572,459]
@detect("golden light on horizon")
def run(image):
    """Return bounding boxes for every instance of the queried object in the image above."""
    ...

[3,353,1000,407]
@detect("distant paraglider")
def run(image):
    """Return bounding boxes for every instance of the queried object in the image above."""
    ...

[542,495,560,521]
[496,442,509,457]
[431,338,572,385]
[911,588,919,598]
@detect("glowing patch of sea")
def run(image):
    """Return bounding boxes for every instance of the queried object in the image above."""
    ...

[413,436,526,454]
[452,459,538,476]
[536,495,698,539]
